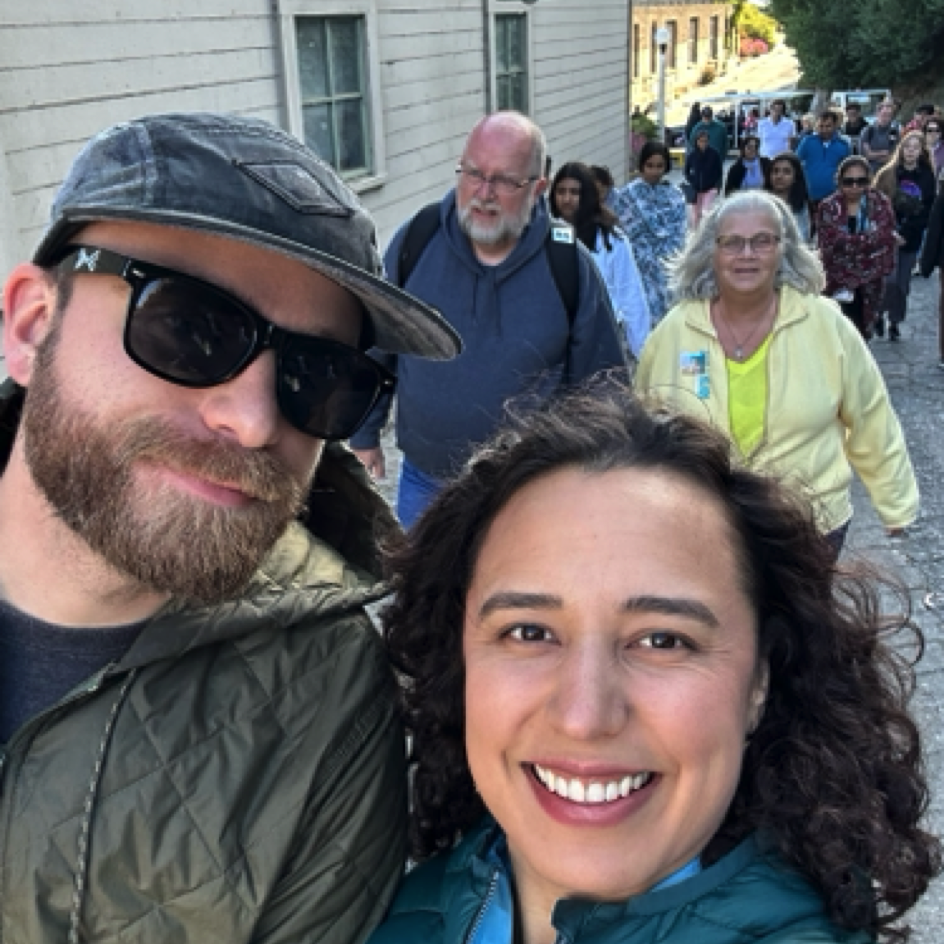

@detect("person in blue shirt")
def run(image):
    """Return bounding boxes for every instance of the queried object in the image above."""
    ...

[796,110,851,212]
[368,387,940,944]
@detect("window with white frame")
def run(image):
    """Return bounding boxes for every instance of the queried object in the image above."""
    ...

[495,13,529,112]
[277,0,385,189]
[295,16,372,177]
[688,18,699,64]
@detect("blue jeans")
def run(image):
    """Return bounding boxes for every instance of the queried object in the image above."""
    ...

[396,458,444,529]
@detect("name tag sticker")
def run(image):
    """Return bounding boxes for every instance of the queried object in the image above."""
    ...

[679,350,710,399]
[551,227,574,244]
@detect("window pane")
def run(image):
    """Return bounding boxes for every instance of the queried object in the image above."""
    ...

[496,17,510,72]
[497,75,511,111]
[510,74,527,112]
[337,98,368,173]
[507,16,525,69]
[330,18,362,96]
[495,14,527,111]
[296,18,329,100]
[303,102,335,164]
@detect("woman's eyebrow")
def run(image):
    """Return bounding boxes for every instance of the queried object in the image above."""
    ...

[622,595,720,628]
[478,592,562,619]
[476,593,720,628]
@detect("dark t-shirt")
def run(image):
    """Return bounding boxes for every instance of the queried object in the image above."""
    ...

[0,599,144,743]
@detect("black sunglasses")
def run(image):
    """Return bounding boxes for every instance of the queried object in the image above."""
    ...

[840,176,869,187]
[57,246,395,441]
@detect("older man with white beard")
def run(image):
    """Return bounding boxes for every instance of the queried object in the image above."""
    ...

[351,111,627,526]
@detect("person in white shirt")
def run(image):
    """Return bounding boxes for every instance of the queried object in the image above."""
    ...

[757,99,794,158]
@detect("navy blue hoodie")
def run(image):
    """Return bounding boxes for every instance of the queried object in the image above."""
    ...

[350,191,626,477]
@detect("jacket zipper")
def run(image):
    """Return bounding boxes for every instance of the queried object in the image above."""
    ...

[0,666,115,944]
[464,869,500,944]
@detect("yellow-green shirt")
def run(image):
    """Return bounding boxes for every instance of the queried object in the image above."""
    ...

[726,335,771,457]
[635,287,918,532]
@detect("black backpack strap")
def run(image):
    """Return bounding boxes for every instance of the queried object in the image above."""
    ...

[396,202,442,287]
[545,221,579,326]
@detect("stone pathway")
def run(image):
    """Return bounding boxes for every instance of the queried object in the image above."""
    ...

[844,273,943,941]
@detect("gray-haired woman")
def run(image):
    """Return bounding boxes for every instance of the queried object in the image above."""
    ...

[636,191,917,556]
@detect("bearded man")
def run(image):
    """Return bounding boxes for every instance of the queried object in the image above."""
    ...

[350,111,627,527]
[0,113,459,943]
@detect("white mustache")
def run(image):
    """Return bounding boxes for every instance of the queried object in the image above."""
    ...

[469,197,500,214]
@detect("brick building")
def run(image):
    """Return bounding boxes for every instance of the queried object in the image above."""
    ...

[631,0,731,115]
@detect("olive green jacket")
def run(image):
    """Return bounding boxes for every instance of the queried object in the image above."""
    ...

[0,384,408,944]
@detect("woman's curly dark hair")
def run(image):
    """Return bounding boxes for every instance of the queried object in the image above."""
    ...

[381,382,941,942]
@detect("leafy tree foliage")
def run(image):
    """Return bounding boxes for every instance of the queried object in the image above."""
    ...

[739,3,778,46]
[769,0,944,88]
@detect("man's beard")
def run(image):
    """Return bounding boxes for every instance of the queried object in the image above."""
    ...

[22,320,312,605]
[458,195,533,247]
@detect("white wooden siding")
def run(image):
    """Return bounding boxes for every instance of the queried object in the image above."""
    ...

[531,1,631,184]
[0,0,628,269]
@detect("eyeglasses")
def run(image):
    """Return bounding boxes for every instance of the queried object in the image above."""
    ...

[57,245,395,441]
[840,176,870,187]
[715,233,781,255]
[456,164,539,196]
[926,127,942,135]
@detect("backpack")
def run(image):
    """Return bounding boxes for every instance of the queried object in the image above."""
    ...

[396,201,579,325]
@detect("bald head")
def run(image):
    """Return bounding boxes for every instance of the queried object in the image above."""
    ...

[455,111,549,263]
[466,111,547,178]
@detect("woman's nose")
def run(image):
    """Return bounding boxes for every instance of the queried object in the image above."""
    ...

[545,645,629,740]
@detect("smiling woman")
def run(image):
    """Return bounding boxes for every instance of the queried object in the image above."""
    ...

[368,384,940,944]
[636,191,917,557]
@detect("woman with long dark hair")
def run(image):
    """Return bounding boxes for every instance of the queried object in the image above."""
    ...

[550,161,650,357]
[764,151,811,242]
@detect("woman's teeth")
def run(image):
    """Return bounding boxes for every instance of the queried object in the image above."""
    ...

[532,764,653,804]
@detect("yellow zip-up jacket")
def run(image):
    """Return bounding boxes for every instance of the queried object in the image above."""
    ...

[636,286,918,533]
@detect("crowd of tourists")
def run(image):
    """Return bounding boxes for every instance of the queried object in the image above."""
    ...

[590,95,944,367]
[1,102,941,944]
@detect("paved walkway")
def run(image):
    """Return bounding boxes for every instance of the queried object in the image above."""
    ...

[843,273,943,941]
[373,274,944,938]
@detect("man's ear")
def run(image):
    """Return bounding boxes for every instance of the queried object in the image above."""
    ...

[2,263,59,387]
[533,176,549,200]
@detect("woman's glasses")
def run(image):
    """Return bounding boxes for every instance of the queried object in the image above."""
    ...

[840,176,870,187]
[715,233,781,256]
[57,245,395,441]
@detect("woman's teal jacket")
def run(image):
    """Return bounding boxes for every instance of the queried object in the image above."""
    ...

[367,819,872,944]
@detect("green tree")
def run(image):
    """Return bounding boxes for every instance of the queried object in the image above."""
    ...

[769,0,944,88]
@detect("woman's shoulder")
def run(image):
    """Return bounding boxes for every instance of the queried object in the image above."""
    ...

[366,854,454,944]
[367,821,496,944]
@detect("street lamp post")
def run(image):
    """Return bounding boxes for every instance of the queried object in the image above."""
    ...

[656,26,670,144]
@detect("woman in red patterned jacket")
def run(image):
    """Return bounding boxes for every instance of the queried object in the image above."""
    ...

[817,155,897,339]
